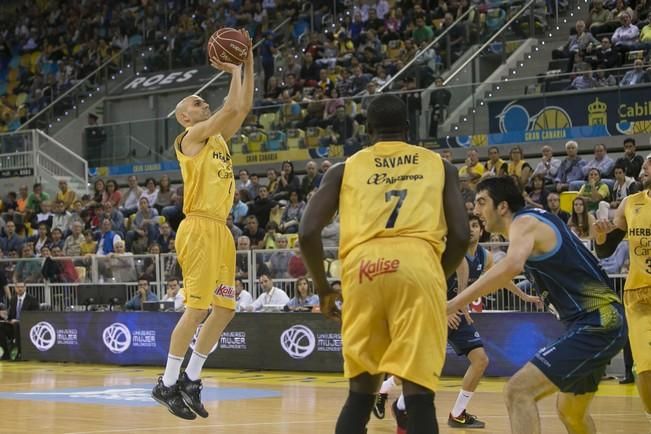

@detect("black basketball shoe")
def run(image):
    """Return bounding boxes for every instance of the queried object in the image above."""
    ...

[178,371,209,418]
[373,393,388,419]
[152,376,196,420]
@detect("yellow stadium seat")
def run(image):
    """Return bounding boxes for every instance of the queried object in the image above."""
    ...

[15,92,27,107]
[246,131,267,153]
[20,53,30,69]
[6,94,16,107]
[286,128,305,149]
[387,40,403,59]
[560,191,578,214]
[258,112,278,132]
[285,233,299,248]
[229,134,247,155]
[305,127,324,148]
[345,100,358,117]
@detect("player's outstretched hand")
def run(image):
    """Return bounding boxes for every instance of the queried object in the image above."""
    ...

[209,56,242,75]
[319,289,343,321]
[593,219,615,235]
[447,311,463,330]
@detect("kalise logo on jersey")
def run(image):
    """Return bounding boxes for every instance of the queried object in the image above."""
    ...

[359,258,400,283]
[215,284,235,299]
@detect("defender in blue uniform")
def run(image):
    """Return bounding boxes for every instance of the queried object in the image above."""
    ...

[448,177,626,434]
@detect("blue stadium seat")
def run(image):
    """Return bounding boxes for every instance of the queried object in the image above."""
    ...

[266,131,286,151]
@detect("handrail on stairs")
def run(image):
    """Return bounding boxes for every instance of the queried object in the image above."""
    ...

[35,129,89,193]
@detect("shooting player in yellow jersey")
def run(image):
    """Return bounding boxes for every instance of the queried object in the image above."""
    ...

[151,30,254,420]
[299,94,470,434]
[595,156,651,425]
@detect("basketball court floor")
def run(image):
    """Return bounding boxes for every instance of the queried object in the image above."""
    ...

[0,362,646,434]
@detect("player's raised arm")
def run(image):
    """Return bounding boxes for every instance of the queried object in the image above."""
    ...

[441,160,470,278]
[447,216,537,314]
[299,163,344,319]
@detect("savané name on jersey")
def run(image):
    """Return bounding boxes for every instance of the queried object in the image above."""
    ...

[374,153,420,168]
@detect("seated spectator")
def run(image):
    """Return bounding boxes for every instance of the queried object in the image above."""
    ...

[236,169,256,199]
[49,228,65,251]
[567,197,596,240]
[620,59,649,86]
[0,282,39,360]
[592,37,620,71]
[288,240,307,278]
[245,273,290,311]
[26,183,49,217]
[119,175,143,217]
[588,0,610,33]
[322,215,340,255]
[247,186,278,230]
[577,168,611,212]
[569,65,598,89]
[598,240,629,273]
[43,246,78,283]
[99,201,125,235]
[235,278,253,312]
[459,149,485,189]
[484,146,507,177]
[126,198,160,253]
[63,221,84,257]
[555,140,587,192]
[162,185,184,231]
[51,200,71,235]
[507,145,532,188]
[273,161,300,201]
[104,180,122,207]
[594,68,618,87]
[553,20,598,72]
[231,190,248,227]
[280,191,305,234]
[226,214,243,244]
[546,192,571,221]
[139,178,159,208]
[56,179,77,211]
[286,277,319,311]
[80,229,98,256]
[30,224,51,256]
[532,145,561,184]
[154,175,173,214]
[95,218,122,257]
[100,240,137,282]
[92,179,107,206]
[300,161,323,200]
[33,201,54,229]
[261,221,280,250]
[622,138,644,179]
[321,106,358,147]
[1,221,24,256]
[125,277,159,311]
[15,186,29,216]
[610,161,639,215]
[162,277,185,312]
[524,174,549,209]
[611,12,639,50]
[142,243,161,281]
[156,222,175,254]
[268,236,292,278]
[14,244,42,283]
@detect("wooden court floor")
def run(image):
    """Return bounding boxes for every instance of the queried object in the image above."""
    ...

[0,362,647,434]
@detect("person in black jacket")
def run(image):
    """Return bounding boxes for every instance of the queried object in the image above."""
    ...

[0,281,39,360]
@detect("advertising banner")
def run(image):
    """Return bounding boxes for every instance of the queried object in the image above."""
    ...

[112,67,218,95]
[22,312,564,376]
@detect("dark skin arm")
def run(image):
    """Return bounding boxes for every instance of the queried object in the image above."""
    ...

[299,163,344,320]
[441,160,471,278]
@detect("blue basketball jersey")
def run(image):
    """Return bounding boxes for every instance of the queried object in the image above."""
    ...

[447,246,487,300]
[513,208,620,323]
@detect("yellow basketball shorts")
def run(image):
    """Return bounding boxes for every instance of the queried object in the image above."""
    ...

[340,238,448,392]
[175,216,236,310]
[624,286,651,373]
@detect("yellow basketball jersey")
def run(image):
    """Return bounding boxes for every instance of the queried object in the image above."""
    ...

[174,131,234,222]
[624,190,651,291]
[338,141,448,260]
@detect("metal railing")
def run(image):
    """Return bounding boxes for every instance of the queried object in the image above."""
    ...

[0,243,628,313]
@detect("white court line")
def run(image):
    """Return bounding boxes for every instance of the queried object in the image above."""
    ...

[65,420,337,434]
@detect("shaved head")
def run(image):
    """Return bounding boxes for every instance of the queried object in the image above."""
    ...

[175,95,209,127]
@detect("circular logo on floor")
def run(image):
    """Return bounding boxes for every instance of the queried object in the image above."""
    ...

[29,321,56,352]
[280,325,315,359]
[102,322,132,354]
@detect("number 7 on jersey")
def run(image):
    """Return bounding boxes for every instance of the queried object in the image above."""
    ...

[384,189,408,228]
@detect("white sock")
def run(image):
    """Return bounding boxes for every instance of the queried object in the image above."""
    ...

[451,390,474,418]
[380,376,396,394]
[397,393,406,411]
[185,351,208,381]
[162,354,184,387]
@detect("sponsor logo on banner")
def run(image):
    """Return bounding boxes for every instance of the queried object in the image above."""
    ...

[56,328,78,346]
[132,330,156,348]
[219,331,247,350]
[280,325,316,359]
[358,258,400,283]
[316,332,342,352]
[121,69,199,92]
[29,321,56,352]
[214,284,235,299]
[102,323,132,354]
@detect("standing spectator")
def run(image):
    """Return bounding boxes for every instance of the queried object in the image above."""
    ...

[507,145,532,188]
[546,192,571,221]
[484,146,507,177]
[25,183,49,216]
[63,221,84,257]
[568,197,596,240]
[622,138,644,179]
[459,149,484,189]
[140,178,159,208]
[125,277,159,311]
[532,145,561,184]
[555,140,587,192]
[155,175,173,214]
[56,180,77,211]
[0,282,39,360]
[0,221,24,256]
[246,273,290,311]
[300,161,323,199]
[120,175,143,218]
[285,277,319,311]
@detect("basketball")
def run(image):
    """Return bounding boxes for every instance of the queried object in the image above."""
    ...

[207,28,249,65]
